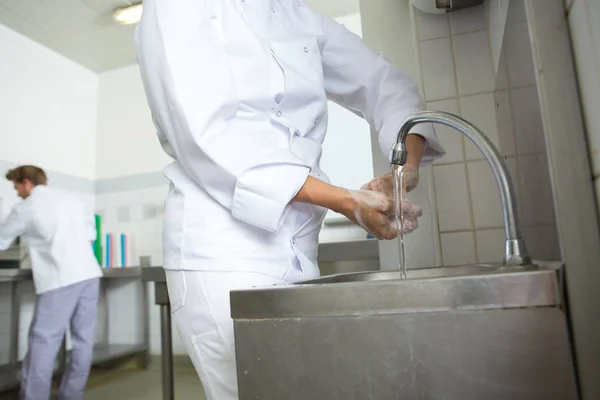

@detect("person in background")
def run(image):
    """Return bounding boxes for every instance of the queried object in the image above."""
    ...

[135,1,445,399]
[0,166,102,400]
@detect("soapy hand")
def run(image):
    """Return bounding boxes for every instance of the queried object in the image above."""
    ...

[361,165,423,235]
[342,190,397,240]
[362,164,420,195]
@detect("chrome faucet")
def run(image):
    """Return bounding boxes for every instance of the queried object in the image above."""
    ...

[390,111,531,266]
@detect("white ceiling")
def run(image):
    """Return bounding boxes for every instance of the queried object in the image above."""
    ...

[0,0,360,74]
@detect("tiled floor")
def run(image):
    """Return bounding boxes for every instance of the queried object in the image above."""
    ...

[0,364,206,400]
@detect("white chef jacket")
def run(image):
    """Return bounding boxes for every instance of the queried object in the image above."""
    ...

[135,0,445,279]
[0,186,102,294]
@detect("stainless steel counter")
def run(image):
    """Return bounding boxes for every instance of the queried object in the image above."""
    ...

[0,266,144,282]
[0,268,31,282]
[231,262,578,400]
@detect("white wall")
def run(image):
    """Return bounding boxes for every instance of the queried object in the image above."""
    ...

[567,0,600,211]
[0,24,98,180]
[96,66,171,179]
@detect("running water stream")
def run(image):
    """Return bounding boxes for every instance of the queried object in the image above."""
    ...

[391,165,407,279]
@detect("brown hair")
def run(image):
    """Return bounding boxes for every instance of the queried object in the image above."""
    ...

[5,166,47,186]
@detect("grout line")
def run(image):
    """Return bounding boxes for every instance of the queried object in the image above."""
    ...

[435,151,549,167]
[427,84,515,103]
[420,28,488,44]
[439,222,554,235]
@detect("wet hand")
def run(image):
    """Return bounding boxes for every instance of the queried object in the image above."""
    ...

[360,165,423,235]
[340,190,397,240]
[361,164,420,195]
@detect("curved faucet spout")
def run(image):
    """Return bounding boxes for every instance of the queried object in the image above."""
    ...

[390,111,531,266]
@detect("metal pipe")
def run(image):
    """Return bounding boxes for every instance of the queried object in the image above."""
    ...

[160,304,174,400]
[390,111,531,266]
[9,282,19,367]
[141,281,151,369]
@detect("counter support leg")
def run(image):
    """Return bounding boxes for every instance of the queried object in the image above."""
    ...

[139,281,151,369]
[160,304,174,400]
[9,281,20,388]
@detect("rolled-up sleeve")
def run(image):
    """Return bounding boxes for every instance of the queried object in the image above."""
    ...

[137,0,310,232]
[0,204,30,251]
[315,13,446,165]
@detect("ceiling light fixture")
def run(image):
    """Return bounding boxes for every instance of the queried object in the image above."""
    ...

[113,3,143,25]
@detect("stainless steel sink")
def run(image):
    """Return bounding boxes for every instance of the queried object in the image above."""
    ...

[231,260,577,400]
[300,263,533,284]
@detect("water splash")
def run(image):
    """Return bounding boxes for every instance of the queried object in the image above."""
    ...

[392,164,407,279]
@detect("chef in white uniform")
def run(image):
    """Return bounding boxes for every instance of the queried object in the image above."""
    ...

[135,1,445,398]
[0,165,102,400]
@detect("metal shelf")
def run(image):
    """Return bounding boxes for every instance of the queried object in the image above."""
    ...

[101,266,142,279]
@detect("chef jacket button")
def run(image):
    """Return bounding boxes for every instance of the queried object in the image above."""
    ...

[276,111,282,117]
[314,118,319,125]
[292,238,296,245]
[304,47,308,53]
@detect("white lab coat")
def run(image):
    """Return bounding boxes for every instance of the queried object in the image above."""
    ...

[0,186,102,294]
[136,0,445,281]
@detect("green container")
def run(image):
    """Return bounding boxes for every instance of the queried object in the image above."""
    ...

[94,214,103,265]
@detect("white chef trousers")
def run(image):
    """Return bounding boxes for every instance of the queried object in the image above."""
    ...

[165,270,297,400]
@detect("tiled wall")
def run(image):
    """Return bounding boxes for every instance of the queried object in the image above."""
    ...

[414,0,560,265]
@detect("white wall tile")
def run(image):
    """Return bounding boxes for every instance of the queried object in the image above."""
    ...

[428,99,464,164]
[450,4,486,35]
[460,93,500,160]
[494,90,517,156]
[475,229,505,263]
[504,22,536,88]
[441,231,477,265]
[517,155,555,226]
[506,0,526,25]
[467,161,504,229]
[511,86,546,155]
[416,8,450,41]
[453,30,496,96]
[433,164,473,231]
[420,37,457,101]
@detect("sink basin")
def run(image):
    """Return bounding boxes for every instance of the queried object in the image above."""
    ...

[230,261,561,321]
[231,260,576,400]
[300,263,537,284]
